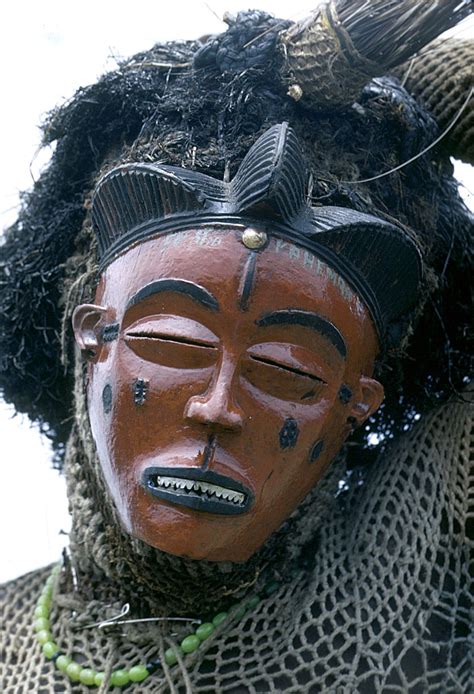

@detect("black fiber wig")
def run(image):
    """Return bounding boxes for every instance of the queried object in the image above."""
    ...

[0,11,472,467]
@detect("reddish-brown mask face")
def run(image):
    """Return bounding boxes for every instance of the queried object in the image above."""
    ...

[73,228,384,562]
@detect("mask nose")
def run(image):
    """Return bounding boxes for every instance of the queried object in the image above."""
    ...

[184,356,244,432]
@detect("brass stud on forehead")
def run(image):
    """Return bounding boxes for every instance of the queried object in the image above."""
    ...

[241,228,268,250]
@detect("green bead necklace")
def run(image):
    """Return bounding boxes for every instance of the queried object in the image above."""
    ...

[34,563,279,688]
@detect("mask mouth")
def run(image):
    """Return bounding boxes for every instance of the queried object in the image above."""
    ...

[142,466,253,516]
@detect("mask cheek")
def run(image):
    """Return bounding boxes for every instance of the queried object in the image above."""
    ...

[88,374,138,531]
[299,400,350,467]
[88,363,128,476]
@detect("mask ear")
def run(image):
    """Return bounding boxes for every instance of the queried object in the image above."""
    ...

[72,304,108,361]
[348,375,384,428]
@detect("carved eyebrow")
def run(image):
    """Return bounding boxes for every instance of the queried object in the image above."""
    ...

[126,278,220,312]
[256,309,347,358]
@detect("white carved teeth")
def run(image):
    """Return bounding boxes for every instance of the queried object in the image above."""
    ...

[154,476,245,505]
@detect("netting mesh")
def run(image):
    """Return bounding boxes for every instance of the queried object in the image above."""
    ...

[395,38,474,165]
[3,395,472,692]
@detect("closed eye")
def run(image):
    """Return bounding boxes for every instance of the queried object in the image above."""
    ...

[125,332,218,349]
[250,355,327,384]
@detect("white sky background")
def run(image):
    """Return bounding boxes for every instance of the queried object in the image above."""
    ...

[1,1,472,582]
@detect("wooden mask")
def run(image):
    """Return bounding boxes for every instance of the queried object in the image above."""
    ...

[73,124,420,561]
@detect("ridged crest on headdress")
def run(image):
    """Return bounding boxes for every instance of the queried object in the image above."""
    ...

[92,167,207,259]
[229,122,307,218]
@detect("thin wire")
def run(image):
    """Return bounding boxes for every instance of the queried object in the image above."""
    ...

[78,602,200,630]
[100,616,201,628]
[242,21,291,49]
[339,86,472,185]
[242,6,324,49]
[202,1,222,23]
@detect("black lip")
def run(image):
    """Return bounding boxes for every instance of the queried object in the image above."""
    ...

[142,466,254,516]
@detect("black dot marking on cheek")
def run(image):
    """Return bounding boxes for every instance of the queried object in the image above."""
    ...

[102,384,112,414]
[309,440,324,463]
[133,378,149,406]
[279,417,299,449]
[338,384,352,404]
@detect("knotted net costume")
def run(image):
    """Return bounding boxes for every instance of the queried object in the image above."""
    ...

[3,379,473,692]
[1,3,473,692]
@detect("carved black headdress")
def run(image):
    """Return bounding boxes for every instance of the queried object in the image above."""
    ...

[93,123,421,348]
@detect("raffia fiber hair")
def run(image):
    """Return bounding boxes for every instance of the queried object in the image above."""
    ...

[0,9,472,468]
